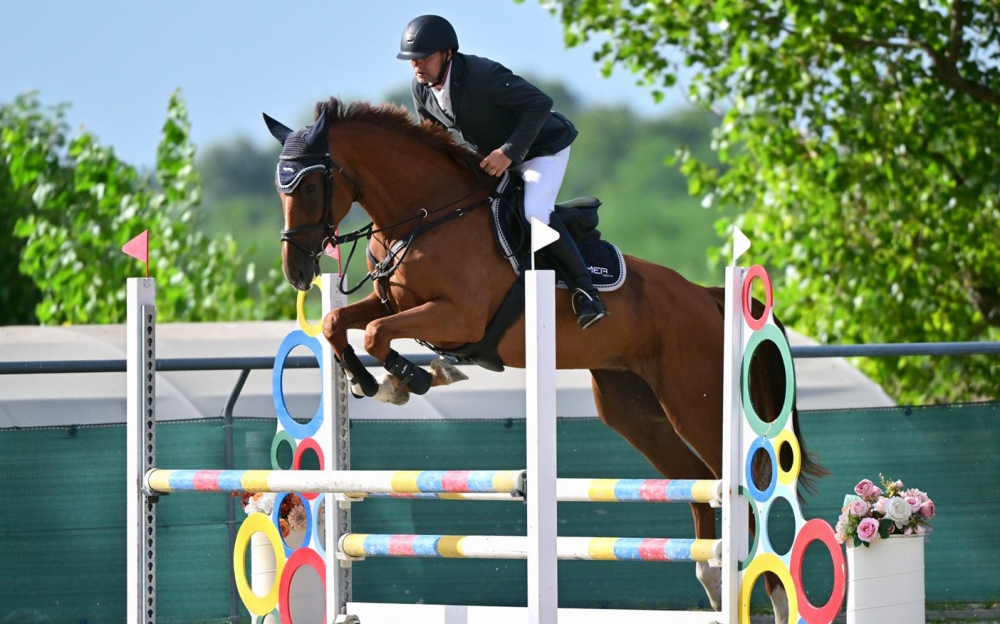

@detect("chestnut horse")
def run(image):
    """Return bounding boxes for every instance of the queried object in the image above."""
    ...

[263,98,823,622]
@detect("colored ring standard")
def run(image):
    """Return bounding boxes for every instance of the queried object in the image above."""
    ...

[233,513,286,616]
[272,330,325,439]
[738,486,761,571]
[740,323,795,438]
[791,518,846,624]
[772,429,802,486]
[744,437,777,503]
[279,547,327,624]
[270,430,298,470]
[741,264,773,331]
[292,438,325,501]
[296,276,324,337]
[739,553,798,624]
[272,492,313,557]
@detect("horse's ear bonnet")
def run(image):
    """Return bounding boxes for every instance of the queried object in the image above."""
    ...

[263,109,331,194]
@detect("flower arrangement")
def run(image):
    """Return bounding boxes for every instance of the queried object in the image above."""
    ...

[235,491,308,538]
[835,475,935,548]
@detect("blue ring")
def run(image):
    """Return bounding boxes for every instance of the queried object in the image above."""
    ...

[311,497,326,558]
[272,330,324,439]
[744,436,777,502]
[271,492,314,557]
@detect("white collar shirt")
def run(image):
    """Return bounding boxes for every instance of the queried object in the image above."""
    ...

[431,60,454,120]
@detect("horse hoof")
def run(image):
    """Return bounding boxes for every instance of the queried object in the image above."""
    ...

[430,358,469,385]
[695,561,723,611]
[374,374,410,405]
[350,383,366,399]
[768,583,789,624]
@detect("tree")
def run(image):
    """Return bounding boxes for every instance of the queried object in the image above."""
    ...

[551,0,1000,403]
[0,91,294,325]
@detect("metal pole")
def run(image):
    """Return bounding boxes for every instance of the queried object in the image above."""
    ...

[221,368,250,624]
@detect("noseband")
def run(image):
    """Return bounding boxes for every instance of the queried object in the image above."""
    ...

[278,154,362,260]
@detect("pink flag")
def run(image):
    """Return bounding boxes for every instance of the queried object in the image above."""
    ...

[122,230,149,277]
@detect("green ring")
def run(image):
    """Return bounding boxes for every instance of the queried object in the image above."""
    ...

[270,430,298,470]
[740,324,795,438]
[738,486,761,571]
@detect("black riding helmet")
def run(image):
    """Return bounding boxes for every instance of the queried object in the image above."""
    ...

[396,15,459,60]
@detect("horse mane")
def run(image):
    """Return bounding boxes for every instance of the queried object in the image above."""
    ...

[314,98,478,170]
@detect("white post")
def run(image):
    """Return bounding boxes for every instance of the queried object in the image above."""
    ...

[720,266,745,624]
[126,278,157,624]
[525,269,558,624]
[322,274,352,622]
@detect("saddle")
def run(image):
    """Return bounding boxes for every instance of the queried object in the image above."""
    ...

[490,172,626,291]
[421,171,626,372]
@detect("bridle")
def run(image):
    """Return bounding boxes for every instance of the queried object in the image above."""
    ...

[279,150,496,296]
[278,153,362,259]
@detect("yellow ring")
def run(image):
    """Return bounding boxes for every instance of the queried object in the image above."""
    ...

[739,553,798,623]
[296,276,324,337]
[233,512,286,615]
[773,429,801,486]
[737,552,799,622]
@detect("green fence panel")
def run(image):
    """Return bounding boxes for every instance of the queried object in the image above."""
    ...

[1,402,998,623]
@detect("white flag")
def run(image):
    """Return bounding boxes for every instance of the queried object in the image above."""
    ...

[530,217,560,254]
[732,226,751,265]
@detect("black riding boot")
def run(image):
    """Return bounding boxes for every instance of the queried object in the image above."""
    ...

[544,214,608,329]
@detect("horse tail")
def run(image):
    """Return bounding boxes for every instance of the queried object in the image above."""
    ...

[707,287,829,499]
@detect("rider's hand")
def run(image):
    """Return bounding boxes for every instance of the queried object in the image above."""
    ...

[480,149,512,177]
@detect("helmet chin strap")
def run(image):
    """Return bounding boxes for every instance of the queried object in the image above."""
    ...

[427,52,452,88]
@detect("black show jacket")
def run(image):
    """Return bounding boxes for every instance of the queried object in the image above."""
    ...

[410,53,578,165]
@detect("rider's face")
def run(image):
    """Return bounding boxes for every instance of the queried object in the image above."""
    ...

[410,51,450,87]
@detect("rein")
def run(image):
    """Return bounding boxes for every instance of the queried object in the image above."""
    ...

[338,182,494,296]
[279,150,495,296]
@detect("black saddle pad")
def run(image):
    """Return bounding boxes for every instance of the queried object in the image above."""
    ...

[489,172,626,291]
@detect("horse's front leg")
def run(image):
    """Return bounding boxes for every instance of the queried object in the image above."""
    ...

[362,299,482,402]
[322,291,391,398]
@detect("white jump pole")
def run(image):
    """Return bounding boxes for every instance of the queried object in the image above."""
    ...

[526,219,559,624]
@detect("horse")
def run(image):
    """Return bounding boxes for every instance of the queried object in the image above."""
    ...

[262,98,825,623]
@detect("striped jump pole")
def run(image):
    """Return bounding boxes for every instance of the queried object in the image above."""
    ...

[340,534,722,564]
[144,468,526,496]
[364,477,722,504]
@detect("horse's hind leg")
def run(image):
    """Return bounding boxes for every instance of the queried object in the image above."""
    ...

[590,370,722,611]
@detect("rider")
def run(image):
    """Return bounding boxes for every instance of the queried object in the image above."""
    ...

[397,14,608,329]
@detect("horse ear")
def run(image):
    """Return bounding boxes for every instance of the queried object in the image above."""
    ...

[304,107,329,148]
[262,113,294,144]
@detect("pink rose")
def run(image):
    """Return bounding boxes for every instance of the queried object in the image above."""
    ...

[857,517,879,542]
[874,497,888,514]
[855,479,879,499]
[905,496,921,513]
[919,500,935,519]
[849,499,870,518]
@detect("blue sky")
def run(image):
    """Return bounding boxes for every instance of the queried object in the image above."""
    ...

[2,1,688,167]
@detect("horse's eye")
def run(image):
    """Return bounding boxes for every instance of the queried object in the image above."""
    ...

[305,183,318,194]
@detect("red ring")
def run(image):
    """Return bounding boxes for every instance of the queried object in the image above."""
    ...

[741,264,773,331]
[292,438,325,501]
[790,518,846,624]
[278,547,326,623]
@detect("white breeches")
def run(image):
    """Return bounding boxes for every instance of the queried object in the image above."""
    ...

[516,146,571,224]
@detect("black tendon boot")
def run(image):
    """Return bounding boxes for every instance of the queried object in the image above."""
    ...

[544,214,608,328]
